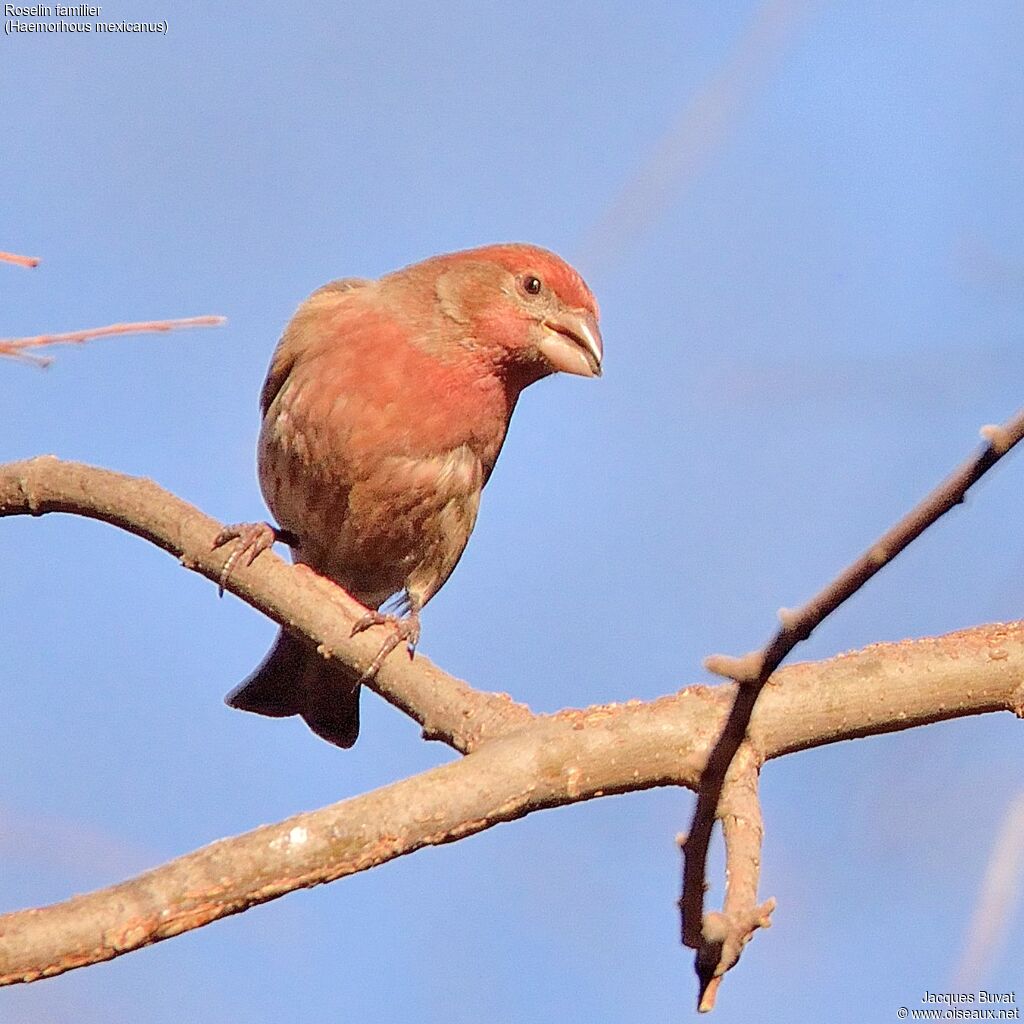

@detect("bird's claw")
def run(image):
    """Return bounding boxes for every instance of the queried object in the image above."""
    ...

[351,610,421,682]
[212,521,281,596]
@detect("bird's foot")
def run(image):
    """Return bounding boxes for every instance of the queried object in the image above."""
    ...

[351,610,421,682]
[212,521,296,596]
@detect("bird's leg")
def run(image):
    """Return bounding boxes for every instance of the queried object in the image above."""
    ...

[211,521,299,596]
[351,600,422,682]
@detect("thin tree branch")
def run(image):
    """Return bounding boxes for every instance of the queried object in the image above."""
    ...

[0,317,227,366]
[0,251,40,269]
[681,407,1024,1007]
[2,619,1022,985]
[682,744,775,1012]
[0,458,533,752]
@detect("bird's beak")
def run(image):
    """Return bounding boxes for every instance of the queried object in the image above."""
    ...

[538,311,603,378]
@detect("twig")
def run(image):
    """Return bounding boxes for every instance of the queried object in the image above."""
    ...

[0,316,227,366]
[0,251,40,269]
[681,408,1024,1007]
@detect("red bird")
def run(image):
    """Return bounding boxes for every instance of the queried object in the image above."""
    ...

[217,243,603,748]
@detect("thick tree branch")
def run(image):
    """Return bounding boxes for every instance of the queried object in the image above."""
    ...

[0,457,532,752]
[2,619,1022,985]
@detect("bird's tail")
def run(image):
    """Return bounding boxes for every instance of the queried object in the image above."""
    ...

[225,628,361,749]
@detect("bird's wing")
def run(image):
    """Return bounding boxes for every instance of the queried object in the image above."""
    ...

[260,277,372,417]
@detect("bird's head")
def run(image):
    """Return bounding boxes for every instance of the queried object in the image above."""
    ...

[421,243,603,381]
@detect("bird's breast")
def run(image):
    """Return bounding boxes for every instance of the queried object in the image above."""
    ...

[256,327,512,606]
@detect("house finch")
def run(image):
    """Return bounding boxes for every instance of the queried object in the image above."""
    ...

[216,243,603,748]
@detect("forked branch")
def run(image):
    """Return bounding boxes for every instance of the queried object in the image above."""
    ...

[0,605,1022,985]
[1,403,1023,1005]
[681,407,1024,1008]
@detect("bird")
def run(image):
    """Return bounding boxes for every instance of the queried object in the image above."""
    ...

[215,243,603,748]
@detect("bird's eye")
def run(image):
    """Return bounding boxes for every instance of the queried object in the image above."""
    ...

[519,274,543,297]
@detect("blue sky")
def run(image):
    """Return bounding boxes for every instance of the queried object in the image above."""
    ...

[3,1,1023,1020]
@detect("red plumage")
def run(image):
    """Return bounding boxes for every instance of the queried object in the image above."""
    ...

[222,243,603,747]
